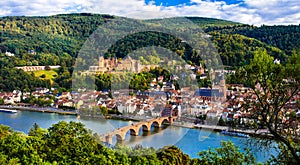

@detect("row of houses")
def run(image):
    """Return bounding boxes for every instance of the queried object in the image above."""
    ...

[0,88,75,108]
[2,81,298,126]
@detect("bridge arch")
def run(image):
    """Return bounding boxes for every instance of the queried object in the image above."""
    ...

[142,124,150,131]
[151,121,161,127]
[161,118,170,125]
[115,134,124,142]
[149,117,170,128]
[121,127,139,137]
[129,128,138,136]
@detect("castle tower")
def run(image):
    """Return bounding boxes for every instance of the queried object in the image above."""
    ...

[99,56,104,68]
[110,57,116,68]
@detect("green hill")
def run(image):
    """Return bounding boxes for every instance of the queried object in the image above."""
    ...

[0,13,295,67]
[210,33,285,66]
[186,17,241,28]
[205,24,300,55]
[0,13,114,57]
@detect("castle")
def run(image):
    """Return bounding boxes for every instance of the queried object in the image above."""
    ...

[89,56,157,73]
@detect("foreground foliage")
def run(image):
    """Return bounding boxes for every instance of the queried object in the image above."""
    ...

[196,141,258,165]
[0,121,261,165]
[238,49,300,164]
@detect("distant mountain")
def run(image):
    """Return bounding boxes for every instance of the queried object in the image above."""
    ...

[186,17,241,28]
[0,13,297,67]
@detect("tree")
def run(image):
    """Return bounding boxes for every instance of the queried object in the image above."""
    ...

[157,146,191,165]
[218,117,226,126]
[32,60,39,66]
[0,125,13,138]
[99,106,108,115]
[0,98,4,105]
[196,141,257,165]
[239,49,300,164]
[28,123,47,137]
[40,74,46,78]
[44,121,103,163]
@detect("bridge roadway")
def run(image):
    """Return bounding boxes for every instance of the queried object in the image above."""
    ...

[99,116,177,144]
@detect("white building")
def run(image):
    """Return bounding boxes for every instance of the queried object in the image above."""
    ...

[5,51,15,57]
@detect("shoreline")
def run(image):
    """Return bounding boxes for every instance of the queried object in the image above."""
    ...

[0,105,78,115]
[171,122,273,138]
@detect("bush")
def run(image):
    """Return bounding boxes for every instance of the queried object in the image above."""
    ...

[40,74,46,78]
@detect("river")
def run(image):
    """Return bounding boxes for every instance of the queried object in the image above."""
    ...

[0,111,276,162]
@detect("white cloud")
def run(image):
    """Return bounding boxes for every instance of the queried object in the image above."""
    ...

[0,0,299,25]
[0,9,12,16]
[241,0,300,24]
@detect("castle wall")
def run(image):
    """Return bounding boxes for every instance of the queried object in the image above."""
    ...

[90,56,158,73]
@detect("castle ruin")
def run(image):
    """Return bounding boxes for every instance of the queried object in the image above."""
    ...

[89,56,157,73]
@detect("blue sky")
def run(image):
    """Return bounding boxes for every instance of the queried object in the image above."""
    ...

[0,0,299,25]
[145,0,244,6]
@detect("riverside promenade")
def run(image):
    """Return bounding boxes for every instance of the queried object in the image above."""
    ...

[172,121,271,137]
[193,124,270,135]
[0,105,78,115]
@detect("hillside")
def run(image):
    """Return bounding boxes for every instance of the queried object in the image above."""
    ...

[186,17,242,28]
[0,13,291,67]
[210,33,285,66]
[205,24,300,55]
[0,13,114,57]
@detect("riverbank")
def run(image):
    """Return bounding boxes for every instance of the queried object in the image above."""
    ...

[0,105,78,115]
[106,114,140,122]
[78,114,141,122]
[172,121,273,138]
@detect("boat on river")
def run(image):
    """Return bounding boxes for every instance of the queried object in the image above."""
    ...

[0,109,18,113]
[220,130,250,138]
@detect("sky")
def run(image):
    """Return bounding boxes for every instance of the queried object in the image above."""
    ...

[0,0,299,25]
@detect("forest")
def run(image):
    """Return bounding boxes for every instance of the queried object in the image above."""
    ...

[205,24,300,55]
[0,14,297,65]
[0,13,299,91]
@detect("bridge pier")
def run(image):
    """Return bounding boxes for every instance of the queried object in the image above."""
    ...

[105,135,112,144]
[116,134,125,142]
[169,116,174,124]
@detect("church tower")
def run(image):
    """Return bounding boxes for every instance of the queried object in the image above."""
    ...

[219,74,226,100]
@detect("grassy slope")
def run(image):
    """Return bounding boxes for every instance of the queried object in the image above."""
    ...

[31,70,58,84]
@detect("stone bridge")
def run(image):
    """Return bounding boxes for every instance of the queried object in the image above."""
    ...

[99,116,177,144]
